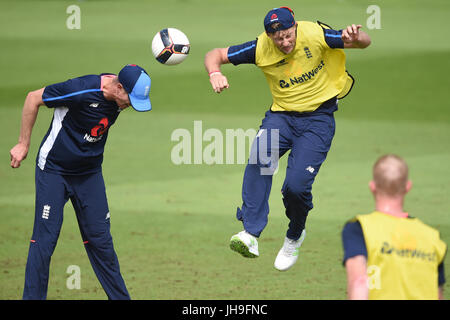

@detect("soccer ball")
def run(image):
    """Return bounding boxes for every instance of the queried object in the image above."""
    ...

[151,28,190,65]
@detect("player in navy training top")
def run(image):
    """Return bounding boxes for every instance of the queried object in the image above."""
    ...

[9,64,152,300]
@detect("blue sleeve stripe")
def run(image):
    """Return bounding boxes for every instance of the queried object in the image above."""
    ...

[43,88,102,102]
[228,43,256,58]
[325,33,342,38]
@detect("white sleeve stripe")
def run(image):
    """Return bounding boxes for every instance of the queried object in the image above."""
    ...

[38,107,69,170]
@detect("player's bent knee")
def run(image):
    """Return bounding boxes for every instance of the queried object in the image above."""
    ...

[282,181,312,201]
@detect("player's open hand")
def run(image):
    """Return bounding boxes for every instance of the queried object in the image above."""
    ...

[341,24,362,44]
[209,72,229,93]
[10,143,29,168]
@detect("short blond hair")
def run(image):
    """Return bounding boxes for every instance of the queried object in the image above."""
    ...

[373,154,409,196]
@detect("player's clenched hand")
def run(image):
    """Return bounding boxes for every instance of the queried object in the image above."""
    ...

[10,143,29,168]
[209,72,229,93]
[341,24,362,44]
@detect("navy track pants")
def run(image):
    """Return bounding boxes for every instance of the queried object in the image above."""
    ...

[23,167,130,300]
[236,98,337,240]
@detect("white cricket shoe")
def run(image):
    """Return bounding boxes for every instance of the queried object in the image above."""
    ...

[274,230,306,271]
[230,230,259,258]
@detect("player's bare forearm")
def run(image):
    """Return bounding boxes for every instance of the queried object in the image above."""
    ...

[18,88,45,146]
[345,255,369,300]
[10,88,44,168]
[342,24,371,49]
[204,47,230,73]
[204,48,231,93]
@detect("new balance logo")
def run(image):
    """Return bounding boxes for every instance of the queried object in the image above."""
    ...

[42,205,51,219]
[306,166,315,173]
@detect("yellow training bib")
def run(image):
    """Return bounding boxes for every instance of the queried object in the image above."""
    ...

[356,211,447,300]
[255,21,353,112]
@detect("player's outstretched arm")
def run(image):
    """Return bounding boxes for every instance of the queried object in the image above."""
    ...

[204,47,230,93]
[10,88,45,168]
[342,24,371,49]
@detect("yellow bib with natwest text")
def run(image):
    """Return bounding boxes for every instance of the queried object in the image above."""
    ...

[255,21,353,112]
[356,211,447,300]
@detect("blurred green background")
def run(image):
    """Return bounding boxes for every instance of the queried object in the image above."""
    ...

[0,0,449,299]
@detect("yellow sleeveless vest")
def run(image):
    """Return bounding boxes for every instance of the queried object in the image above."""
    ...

[255,21,353,112]
[356,211,447,300]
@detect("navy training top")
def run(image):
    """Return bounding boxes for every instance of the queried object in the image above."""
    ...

[37,74,122,175]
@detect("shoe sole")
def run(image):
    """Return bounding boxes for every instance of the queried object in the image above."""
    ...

[230,237,258,258]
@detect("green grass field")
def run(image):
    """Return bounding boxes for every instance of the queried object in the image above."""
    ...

[1,0,449,300]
